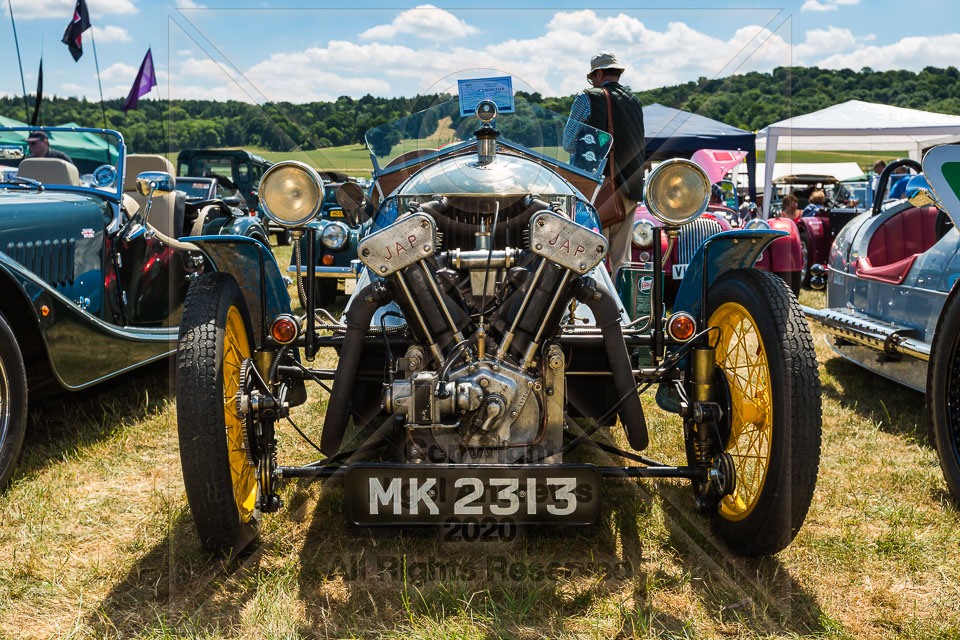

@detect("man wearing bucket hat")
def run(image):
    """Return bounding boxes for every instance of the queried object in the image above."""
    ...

[26,131,74,165]
[563,52,645,276]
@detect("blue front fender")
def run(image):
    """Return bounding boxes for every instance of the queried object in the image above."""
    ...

[673,229,787,320]
[182,234,293,346]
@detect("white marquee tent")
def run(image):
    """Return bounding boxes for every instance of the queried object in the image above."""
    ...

[757,100,960,216]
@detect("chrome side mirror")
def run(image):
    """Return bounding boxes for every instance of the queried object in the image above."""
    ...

[336,181,371,225]
[136,171,175,197]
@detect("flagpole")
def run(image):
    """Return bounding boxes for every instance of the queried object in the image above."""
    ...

[89,27,109,132]
[6,0,30,122]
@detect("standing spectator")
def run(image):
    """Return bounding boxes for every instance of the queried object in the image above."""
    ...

[563,52,645,275]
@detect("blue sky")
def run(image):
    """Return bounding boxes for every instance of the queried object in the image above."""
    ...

[2,1,959,104]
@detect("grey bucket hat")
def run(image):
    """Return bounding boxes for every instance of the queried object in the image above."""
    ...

[588,52,625,78]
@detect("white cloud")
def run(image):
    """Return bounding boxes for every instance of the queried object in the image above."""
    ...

[3,0,136,20]
[92,25,131,43]
[817,33,960,71]
[175,0,206,8]
[801,0,860,11]
[359,4,479,41]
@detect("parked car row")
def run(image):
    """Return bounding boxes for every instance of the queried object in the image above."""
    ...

[1,95,958,563]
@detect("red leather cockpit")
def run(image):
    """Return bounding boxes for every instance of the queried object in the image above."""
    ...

[856,206,939,284]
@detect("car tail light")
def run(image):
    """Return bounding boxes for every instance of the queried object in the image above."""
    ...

[322,254,335,265]
[667,312,696,342]
[270,314,299,344]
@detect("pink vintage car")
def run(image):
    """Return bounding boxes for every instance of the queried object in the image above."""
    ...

[629,149,803,298]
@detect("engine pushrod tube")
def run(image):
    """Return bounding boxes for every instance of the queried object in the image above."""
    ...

[395,271,443,364]
[420,261,466,346]
[496,260,547,360]
[523,269,571,367]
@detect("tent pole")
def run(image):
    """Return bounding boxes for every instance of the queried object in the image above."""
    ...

[7,0,30,123]
[762,133,778,219]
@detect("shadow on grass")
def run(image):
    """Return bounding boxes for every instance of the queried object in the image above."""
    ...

[15,358,173,483]
[655,482,831,637]
[821,356,926,444]
[88,508,268,637]
[288,440,702,638]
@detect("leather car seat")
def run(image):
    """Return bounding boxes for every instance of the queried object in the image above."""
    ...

[18,158,81,186]
[855,206,940,284]
[124,154,185,240]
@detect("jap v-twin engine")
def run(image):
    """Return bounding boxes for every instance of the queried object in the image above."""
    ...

[321,198,648,463]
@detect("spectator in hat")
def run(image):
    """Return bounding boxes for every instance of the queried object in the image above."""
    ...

[26,131,74,165]
[563,52,645,276]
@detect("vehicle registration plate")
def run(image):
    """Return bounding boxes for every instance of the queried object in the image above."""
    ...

[672,263,687,279]
[344,463,600,525]
[343,277,357,294]
[329,208,344,217]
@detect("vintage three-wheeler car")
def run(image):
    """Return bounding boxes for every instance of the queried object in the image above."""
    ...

[170,90,822,556]
[804,146,960,500]
[0,127,270,489]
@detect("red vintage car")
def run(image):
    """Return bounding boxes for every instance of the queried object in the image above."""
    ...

[629,150,803,299]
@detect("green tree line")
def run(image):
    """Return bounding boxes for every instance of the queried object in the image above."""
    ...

[2,65,959,154]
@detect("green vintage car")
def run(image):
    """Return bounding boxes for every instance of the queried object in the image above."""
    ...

[0,127,272,489]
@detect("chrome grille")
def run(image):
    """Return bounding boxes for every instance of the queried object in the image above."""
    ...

[677,218,722,265]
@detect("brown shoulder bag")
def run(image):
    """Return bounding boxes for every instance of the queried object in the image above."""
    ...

[593,88,626,228]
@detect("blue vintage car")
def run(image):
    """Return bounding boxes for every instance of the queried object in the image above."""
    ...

[0,127,271,489]
[804,147,960,500]
[288,179,367,307]
[168,92,821,558]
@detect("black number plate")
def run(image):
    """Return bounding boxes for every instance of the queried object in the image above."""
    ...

[344,463,601,526]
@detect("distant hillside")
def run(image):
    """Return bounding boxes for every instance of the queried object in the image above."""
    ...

[2,66,958,154]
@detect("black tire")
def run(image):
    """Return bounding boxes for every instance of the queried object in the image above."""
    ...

[773,270,802,297]
[297,277,337,310]
[705,268,822,555]
[275,229,292,246]
[0,313,27,491]
[176,272,261,554]
[798,226,812,286]
[926,287,960,502]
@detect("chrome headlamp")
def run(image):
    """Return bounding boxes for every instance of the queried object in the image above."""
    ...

[632,220,655,247]
[259,160,324,227]
[321,221,349,250]
[643,159,710,227]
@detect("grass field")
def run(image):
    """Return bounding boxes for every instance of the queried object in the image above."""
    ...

[1,245,958,639]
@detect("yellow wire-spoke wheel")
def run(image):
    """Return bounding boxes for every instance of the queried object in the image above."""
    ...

[176,273,262,555]
[709,301,773,521]
[703,268,821,557]
[223,305,257,523]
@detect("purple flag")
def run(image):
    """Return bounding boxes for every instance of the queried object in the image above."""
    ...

[121,49,157,113]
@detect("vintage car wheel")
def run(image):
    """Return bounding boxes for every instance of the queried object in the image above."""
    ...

[297,277,337,310]
[774,270,802,297]
[926,288,960,502]
[706,268,821,556]
[275,229,293,246]
[176,272,261,554]
[0,313,28,491]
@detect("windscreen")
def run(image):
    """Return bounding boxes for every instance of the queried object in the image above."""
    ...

[365,96,612,180]
[0,127,123,195]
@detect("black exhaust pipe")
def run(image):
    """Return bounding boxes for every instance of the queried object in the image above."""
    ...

[320,280,391,455]
[577,279,649,451]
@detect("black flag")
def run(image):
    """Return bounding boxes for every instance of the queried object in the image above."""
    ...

[61,0,91,62]
[30,60,42,126]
